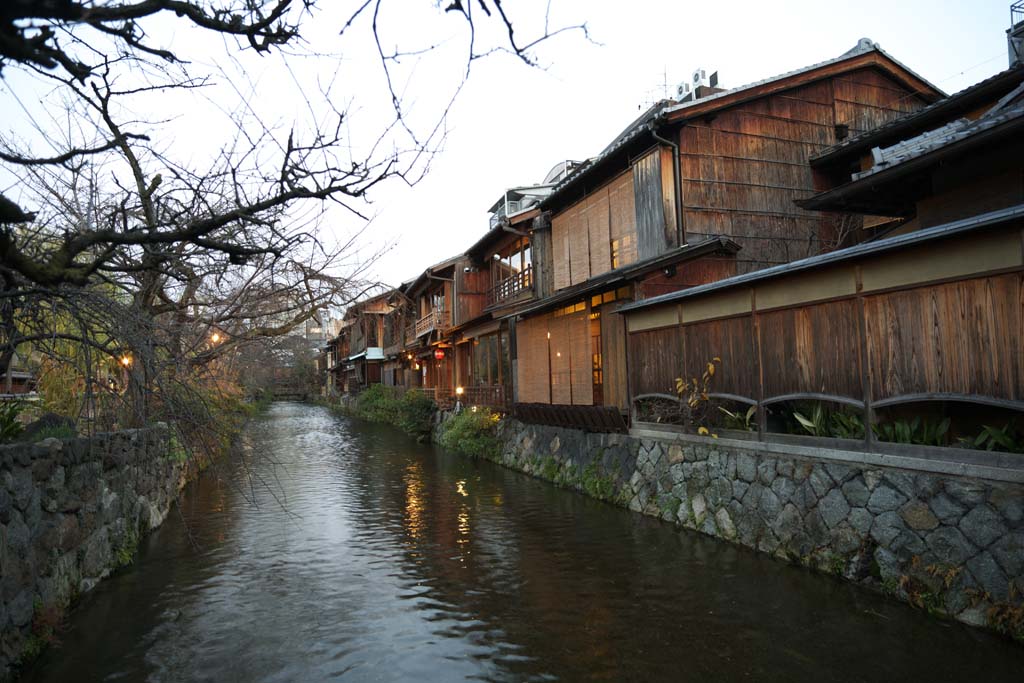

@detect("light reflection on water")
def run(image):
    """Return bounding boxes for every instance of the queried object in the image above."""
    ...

[23,403,1024,682]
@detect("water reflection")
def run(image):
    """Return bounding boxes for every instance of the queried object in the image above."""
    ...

[24,403,1024,682]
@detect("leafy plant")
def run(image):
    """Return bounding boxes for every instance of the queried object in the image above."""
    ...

[395,391,436,438]
[969,423,1024,454]
[719,404,756,432]
[874,417,950,447]
[675,357,720,436]
[440,408,502,460]
[830,411,866,440]
[0,401,25,443]
[793,403,829,437]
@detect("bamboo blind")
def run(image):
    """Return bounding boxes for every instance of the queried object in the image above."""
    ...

[515,315,550,403]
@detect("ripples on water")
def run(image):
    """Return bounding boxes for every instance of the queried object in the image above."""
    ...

[24,403,1024,682]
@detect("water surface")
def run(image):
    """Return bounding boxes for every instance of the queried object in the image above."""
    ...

[25,403,1024,681]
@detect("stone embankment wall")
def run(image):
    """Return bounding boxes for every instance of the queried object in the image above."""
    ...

[449,417,1024,637]
[0,425,185,677]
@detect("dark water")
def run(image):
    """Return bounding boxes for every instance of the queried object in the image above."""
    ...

[24,403,1024,681]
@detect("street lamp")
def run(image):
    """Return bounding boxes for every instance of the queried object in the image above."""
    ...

[211,332,222,343]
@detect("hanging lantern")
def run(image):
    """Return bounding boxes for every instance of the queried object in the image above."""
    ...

[433,349,445,360]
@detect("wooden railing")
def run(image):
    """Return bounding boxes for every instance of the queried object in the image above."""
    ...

[487,265,532,306]
[458,385,506,409]
[415,309,451,337]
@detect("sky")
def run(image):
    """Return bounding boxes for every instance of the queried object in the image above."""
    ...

[330,0,1015,287]
[0,1,1016,305]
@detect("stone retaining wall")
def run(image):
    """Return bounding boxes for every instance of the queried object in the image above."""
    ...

[453,417,1024,638]
[0,425,185,678]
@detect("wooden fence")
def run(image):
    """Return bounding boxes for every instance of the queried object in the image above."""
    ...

[624,220,1024,448]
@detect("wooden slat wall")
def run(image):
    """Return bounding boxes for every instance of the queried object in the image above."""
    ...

[679,69,929,275]
[455,265,489,325]
[568,204,590,286]
[609,171,638,266]
[588,190,612,275]
[864,275,1023,401]
[627,270,1024,410]
[516,315,550,403]
[552,211,572,291]
[633,149,668,261]
[680,316,759,399]
[568,309,593,405]
[758,300,862,399]
[629,327,685,397]
[600,305,628,409]
[549,314,572,404]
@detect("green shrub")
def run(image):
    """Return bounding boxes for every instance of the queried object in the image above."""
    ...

[395,391,435,437]
[354,384,400,423]
[439,408,503,460]
[0,401,25,443]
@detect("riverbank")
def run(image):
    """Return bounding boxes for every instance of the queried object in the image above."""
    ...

[422,406,1024,642]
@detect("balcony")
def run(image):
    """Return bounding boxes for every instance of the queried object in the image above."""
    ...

[486,264,533,307]
[415,308,451,338]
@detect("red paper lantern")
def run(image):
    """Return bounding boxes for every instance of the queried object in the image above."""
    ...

[433,349,445,360]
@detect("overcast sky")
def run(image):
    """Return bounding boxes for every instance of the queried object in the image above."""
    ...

[1,1,1016,305]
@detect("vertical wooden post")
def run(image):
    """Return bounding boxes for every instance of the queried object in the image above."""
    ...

[855,264,875,449]
[752,288,766,439]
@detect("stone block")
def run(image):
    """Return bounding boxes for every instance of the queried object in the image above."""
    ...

[736,453,757,483]
[841,478,870,508]
[928,492,965,525]
[959,504,1006,549]
[716,508,736,540]
[925,526,977,566]
[866,484,907,515]
[757,458,775,486]
[990,532,1024,578]
[10,467,32,511]
[988,487,1023,524]
[769,477,797,505]
[870,511,904,547]
[848,507,873,534]
[820,489,851,530]
[808,466,833,499]
[80,528,111,578]
[945,479,988,507]
[825,462,855,484]
[757,486,782,522]
[966,551,1010,601]
[899,500,939,531]
[882,471,916,499]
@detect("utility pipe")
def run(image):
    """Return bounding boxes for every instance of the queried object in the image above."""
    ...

[648,120,685,246]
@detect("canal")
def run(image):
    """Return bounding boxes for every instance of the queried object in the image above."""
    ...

[24,403,1024,681]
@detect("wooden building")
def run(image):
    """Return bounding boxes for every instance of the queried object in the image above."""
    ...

[620,62,1024,450]
[511,39,943,422]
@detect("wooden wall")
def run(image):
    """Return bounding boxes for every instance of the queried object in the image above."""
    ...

[550,149,675,292]
[455,263,489,326]
[679,67,929,274]
[626,224,1024,413]
[515,307,594,406]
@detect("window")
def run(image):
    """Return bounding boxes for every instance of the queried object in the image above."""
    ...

[611,234,635,269]
[472,332,503,386]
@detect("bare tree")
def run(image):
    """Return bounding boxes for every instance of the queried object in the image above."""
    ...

[0,1,585,447]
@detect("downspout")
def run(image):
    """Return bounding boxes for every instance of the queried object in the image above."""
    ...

[648,120,685,246]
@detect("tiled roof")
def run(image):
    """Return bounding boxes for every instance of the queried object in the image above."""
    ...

[812,64,1024,164]
[619,203,1024,314]
[853,82,1024,179]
